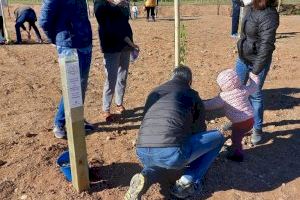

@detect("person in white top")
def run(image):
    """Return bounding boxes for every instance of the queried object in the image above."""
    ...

[0,0,8,42]
[131,2,138,19]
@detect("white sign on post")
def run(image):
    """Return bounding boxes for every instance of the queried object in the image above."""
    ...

[65,60,83,109]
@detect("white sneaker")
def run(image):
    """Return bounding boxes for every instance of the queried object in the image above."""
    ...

[125,173,146,200]
[53,126,66,139]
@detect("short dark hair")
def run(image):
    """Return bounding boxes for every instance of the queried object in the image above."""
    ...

[253,0,277,10]
[172,65,192,84]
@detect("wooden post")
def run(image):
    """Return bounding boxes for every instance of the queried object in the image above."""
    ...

[59,50,90,192]
[86,0,91,17]
[174,0,180,67]
[217,0,220,15]
[238,6,244,38]
[277,0,281,12]
[0,0,11,43]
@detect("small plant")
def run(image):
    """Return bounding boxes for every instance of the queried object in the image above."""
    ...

[179,24,187,65]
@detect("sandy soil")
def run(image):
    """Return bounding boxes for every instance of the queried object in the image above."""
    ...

[0,4,300,200]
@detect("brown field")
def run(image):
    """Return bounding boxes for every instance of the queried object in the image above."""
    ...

[0,4,300,200]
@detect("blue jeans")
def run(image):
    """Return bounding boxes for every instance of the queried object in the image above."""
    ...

[235,58,271,131]
[137,130,224,184]
[54,45,92,128]
[231,0,240,35]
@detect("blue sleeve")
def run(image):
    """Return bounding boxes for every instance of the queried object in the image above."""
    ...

[39,0,59,43]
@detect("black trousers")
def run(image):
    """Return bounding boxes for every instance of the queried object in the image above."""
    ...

[0,16,4,37]
[146,7,155,19]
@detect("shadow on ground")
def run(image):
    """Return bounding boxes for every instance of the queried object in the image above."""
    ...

[276,32,300,40]
[263,87,300,111]
[89,162,142,193]
[88,106,144,135]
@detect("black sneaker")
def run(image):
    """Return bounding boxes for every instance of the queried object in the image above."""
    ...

[226,151,244,162]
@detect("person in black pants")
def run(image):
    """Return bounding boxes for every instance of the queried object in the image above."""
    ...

[14,6,42,44]
[146,7,155,21]
[144,0,156,21]
[231,0,241,38]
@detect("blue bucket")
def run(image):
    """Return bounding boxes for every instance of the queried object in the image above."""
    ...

[57,151,72,182]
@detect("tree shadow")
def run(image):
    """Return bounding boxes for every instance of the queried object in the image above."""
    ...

[10,41,51,45]
[276,32,300,40]
[87,106,144,135]
[264,119,300,128]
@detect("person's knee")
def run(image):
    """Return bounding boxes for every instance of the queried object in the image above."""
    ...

[214,131,225,147]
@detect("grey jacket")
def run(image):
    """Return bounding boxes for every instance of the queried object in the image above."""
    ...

[137,77,207,148]
[237,6,279,75]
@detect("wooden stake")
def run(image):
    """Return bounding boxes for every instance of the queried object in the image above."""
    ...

[86,0,91,17]
[217,0,220,15]
[238,6,244,38]
[174,0,180,67]
[277,0,281,12]
[0,0,11,42]
[59,52,90,192]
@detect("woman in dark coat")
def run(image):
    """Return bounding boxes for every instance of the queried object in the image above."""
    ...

[94,0,139,122]
[235,0,279,144]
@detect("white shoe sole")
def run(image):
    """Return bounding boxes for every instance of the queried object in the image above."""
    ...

[124,173,145,200]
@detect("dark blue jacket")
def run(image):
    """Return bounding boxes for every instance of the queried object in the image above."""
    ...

[94,0,133,53]
[39,0,92,48]
[137,77,207,147]
[14,7,37,23]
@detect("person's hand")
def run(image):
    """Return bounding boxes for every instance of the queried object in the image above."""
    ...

[132,44,139,51]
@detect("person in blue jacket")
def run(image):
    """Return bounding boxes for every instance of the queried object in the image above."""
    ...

[14,6,42,44]
[39,0,94,139]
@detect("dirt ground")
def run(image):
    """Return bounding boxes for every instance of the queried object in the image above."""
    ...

[0,4,300,200]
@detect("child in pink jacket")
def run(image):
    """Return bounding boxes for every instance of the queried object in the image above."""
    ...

[204,69,259,162]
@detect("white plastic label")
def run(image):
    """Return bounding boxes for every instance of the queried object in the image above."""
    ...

[65,60,83,108]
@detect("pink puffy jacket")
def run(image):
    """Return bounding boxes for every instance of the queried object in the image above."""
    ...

[204,69,259,123]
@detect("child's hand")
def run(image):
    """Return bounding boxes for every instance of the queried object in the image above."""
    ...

[132,44,139,51]
[249,72,258,78]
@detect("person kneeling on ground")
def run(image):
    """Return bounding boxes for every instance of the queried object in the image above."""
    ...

[14,6,42,44]
[125,66,225,200]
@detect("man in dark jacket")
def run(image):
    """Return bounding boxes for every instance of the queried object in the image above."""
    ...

[39,0,93,138]
[125,66,224,200]
[14,6,42,44]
